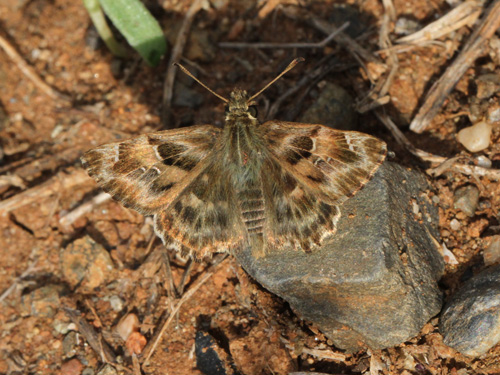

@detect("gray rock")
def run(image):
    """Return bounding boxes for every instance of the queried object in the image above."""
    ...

[454,185,480,217]
[299,82,357,131]
[60,236,114,292]
[440,264,500,356]
[234,162,444,351]
[20,284,66,318]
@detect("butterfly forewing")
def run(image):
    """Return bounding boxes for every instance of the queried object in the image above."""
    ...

[81,125,220,215]
[262,121,387,205]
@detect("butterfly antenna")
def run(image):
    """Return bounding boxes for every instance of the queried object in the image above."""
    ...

[174,62,229,103]
[248,57,305,103]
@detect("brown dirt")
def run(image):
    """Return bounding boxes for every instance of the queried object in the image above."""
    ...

[1,0,500,374]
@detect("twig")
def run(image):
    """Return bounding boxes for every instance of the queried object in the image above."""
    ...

[396,1,481,45]
[375,110,500,180]
[141,253,228,365]
[219,22,349,49]
[0,169,89,213]
[64,308,117,363]
[301,347,347,362]
[0,33,71,104]
[177,259,194,296]
[416,150,500,180]
[162,0,206,127]
[59,192,111,227]
[410,0,500,133]
[0,248,39,303]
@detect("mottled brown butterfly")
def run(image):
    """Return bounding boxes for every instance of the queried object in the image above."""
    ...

[82,58,387,260]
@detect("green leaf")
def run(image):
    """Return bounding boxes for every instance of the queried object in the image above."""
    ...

[86,0,168,66]
[83,0,129,58]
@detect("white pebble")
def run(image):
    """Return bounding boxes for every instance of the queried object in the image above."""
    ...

[457,121,492,152]
[450,218,461,231]
[115,313,140,341]
[475,155,492,168]
[484,236,500,266]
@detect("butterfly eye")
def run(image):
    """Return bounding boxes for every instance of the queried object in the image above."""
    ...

[248,106,258,117]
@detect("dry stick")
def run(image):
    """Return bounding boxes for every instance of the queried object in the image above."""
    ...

[375,110,500,180]
[141,254,228,365]
[176,259,195,296]
[64,308,117,363]
[59,191,111,227]
[162,0,205,126]
[219,22,349,49]
[410,0,500,133]
[0,34,71,104]
[0,169,89,213]
[0,248,39,303]
[396,1,481,45]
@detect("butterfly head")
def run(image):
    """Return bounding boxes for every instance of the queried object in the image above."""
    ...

[225,89,258,119]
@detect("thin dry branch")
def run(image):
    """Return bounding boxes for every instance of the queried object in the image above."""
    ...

[0,169,89,213]
[141,254,228,365]
[162,0,206,126]
[219,22,349,49]
[59,191,111,227]
[396,1,481,45]
[410,0,500,133]
[64,308,117,363]
[0,33,71,104]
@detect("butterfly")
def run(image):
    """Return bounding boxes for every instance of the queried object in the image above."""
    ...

[81,58,387,260]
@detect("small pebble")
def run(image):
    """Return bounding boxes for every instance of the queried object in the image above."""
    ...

[484,236,500,266]
[457,121,492,152]
[96,364,117,375]
[115,313,140,342]
[475,155,492,168]
[450,218,461,231]
[454,185,480,217]
[61,358,84,375]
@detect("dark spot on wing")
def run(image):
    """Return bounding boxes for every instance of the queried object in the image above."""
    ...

[285,136,314,165]
[150,180,174,194]
[307,174,324,183]
[174,201,183,213]
[290,136,314,151]
[182,206,196,223]
[157,142,187,164]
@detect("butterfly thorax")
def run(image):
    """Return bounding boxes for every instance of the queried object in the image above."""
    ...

[221,89,267,172]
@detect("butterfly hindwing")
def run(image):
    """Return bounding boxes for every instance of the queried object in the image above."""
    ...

[81,125,220,215]
[260,156,341,255]
[262,121,387,205]
[154,160,245,260]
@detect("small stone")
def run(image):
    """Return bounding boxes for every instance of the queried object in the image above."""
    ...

[96,364,117,375]
[235,163,444,351]
[109,295,124,312]
[453,185,480,217]
[457,121,492,152]
[449,218,461,231]
[115,313,140,342]
[440,264,500,356]
[60,236,114,292]
[61,358,84,375]
[484,236,500,266]
[299,82,357,130]
[20,284,66,318]
[82,369,95,375]
[475,155,492,168]
[476,73,500,99]
[196,331,232,375]
[63,331,78,357]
